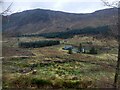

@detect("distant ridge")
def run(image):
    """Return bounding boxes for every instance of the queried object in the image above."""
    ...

[2,8,118,37]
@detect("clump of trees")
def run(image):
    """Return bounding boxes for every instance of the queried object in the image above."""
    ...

[68,48,73,54]
[89,47,98,54]
[19,40,60,48]
[79,43,83,52]
[78,43,97,54]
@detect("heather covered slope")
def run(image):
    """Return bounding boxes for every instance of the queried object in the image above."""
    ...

[3,8,117,36]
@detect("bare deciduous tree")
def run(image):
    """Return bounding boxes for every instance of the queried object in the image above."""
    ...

[0,1,13,15]
[101,0,120,88]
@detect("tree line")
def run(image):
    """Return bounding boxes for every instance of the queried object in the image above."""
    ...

[68,43,98,54]
[19,26,109,39]
[19,40,60,48]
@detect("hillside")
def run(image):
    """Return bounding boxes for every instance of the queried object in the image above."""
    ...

[2,8,119,89]
[2,8,118,36]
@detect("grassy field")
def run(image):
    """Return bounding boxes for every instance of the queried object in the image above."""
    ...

[2,35,119,89]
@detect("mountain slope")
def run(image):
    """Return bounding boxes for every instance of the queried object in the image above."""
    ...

[2,8,118,36]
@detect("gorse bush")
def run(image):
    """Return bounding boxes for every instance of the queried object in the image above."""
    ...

[19,40,60,48]
[31,78,52,88]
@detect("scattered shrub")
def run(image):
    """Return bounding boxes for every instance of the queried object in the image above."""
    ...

[11,75,32,88]
[31,78,52,88]
[6,74,93,89]
[89,47,98,54]
[62,80,80,88]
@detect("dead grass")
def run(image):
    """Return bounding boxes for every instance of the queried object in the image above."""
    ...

[2,36,118,88]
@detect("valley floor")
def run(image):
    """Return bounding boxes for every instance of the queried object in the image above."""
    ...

[2,35,119,89]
